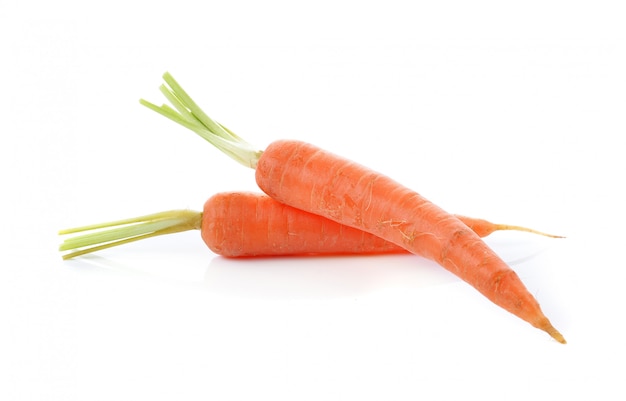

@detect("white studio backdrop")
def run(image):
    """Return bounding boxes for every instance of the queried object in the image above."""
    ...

[1,1,625,400]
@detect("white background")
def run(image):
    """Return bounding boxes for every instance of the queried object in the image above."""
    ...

[2,1,625,399]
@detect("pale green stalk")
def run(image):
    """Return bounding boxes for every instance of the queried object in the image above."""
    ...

[60,72,262,260]
[59,210,202,260]
[140,72,263,168]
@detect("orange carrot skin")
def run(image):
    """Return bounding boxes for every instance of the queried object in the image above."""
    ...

[201,192,405,257]
[201,192,520,257]
[459,217,498,237]
[256,140,463,261]
[255,140,561,339]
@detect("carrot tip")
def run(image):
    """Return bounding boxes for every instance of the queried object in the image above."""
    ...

[493,224,566,239]
[546,325,567,344]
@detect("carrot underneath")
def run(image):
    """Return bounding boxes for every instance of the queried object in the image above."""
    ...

[59,192,554,259]
[140,72,566,343]
[204,192,560,256]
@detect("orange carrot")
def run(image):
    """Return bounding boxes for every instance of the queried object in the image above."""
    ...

[59,192,552,259]
[140,72,566,343]
[204,191,403,257]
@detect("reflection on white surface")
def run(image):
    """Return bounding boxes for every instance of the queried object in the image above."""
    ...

[203,254,455,300]
[62,248,457,299]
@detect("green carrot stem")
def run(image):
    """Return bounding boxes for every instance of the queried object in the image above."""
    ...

[59,210,202,260]
[140,72,263,169]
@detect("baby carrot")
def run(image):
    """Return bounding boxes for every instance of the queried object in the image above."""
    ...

[140,72,566,343]
[59,192,553,259]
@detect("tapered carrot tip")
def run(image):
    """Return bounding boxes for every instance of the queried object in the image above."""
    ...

[493,224,565,239]
[543,322,567,344]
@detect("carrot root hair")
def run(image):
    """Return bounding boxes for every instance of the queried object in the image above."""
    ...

[493,223,565,239]
[59,210,202,260]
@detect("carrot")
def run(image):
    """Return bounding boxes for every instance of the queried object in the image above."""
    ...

[140,72,566,343]
[59,191,554,259]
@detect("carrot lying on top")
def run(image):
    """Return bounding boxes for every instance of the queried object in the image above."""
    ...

[59,192,558,259]
[140,72,566,343]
